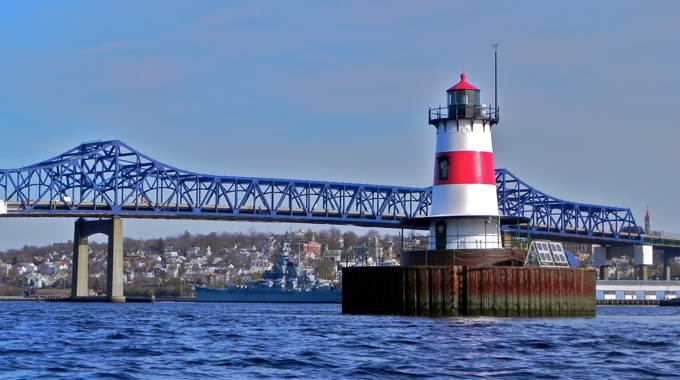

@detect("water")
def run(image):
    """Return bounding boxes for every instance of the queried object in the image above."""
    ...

[0,303,679,379]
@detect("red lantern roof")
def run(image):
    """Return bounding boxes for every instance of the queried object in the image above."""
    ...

[447,73,479,91]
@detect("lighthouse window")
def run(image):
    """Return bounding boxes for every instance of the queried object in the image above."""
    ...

[455,92,467,105]
[438,156,450,180]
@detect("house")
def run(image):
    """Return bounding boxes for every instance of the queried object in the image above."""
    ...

[165,263,180,278]
[203,263,229,274]
[163,251,179,260]
[300,235,322,258]
[185,257,208,272]
[15,263,37,275]
[322,250,342,262]
[25,273,44,288]
[38,262,58,275]
[55,262,69,272]
[187,247,212,259]
[152,264,166,277]
[141,271,155,279]
[0,263,12,276]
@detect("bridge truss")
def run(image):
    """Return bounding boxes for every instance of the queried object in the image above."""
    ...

[0,140,430,227]
[0,140,642,244]
[496,169,642,244]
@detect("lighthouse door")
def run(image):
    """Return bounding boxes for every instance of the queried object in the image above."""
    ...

[435,221,447,249]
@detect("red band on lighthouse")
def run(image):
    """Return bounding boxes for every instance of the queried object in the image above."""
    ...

[434,151,495,185]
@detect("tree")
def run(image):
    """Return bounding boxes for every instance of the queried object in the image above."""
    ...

[342,231,359,249]
[309,259,336,281]
[317,227,343,250]
[364,229,381,240]
[150,238,166,254]
[123,238,143,252]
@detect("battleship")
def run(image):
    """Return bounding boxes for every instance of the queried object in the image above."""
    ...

[195,235,341,303]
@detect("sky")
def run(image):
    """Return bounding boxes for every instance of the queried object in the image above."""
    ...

[0,0,679,250]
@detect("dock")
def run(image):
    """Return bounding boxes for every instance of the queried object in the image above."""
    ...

[596,299,659,306]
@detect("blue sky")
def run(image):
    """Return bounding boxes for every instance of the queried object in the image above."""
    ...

[0,1,679,249]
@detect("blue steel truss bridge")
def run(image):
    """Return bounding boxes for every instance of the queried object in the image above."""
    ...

[0,140,643,245]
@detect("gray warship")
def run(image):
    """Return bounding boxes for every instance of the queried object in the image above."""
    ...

[195,235,341,303]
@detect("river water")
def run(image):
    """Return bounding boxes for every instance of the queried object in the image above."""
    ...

[0,302,678,379]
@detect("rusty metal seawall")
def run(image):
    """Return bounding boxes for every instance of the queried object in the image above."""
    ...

[342,266,596,317]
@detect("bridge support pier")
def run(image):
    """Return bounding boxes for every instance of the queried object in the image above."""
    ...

[635,265,649,281]
[661,249,680,281]
[598,266,608,281]
[71,217,125,302]
[663,251,672,281]
[594,245,653,281]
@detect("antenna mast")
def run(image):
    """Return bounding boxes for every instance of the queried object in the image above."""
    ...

[492,44,498,112]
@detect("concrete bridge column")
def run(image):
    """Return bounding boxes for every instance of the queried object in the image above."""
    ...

[635,265,649,281]
[70,217,125,302]
[593,246,611,280]
[71,223,89,298]
[598,266,608,281]
[663,251,672,281]
[106,218,125,302]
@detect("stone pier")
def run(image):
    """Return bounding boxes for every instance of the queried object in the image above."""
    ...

[71,217,125,302]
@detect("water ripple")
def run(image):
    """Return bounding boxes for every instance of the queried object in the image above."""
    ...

[1,303,680,378]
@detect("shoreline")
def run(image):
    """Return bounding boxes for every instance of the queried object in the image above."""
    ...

[0,296,195,302]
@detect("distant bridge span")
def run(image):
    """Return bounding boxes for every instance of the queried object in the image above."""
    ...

[0,140,642,244]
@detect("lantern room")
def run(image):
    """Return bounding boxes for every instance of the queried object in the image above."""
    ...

[429,73,498,125]
[446,73,481,119]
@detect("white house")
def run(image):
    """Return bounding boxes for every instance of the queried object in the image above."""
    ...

[16,263,37,275]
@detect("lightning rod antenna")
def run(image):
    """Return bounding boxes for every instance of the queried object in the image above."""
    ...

[492,44,498,112]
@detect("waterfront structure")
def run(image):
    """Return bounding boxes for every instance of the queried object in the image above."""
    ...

[427,73,502,250]
[72,217,125,302]
[343,266,595,317]
[596,280,680,300]
[594,244,653,281]
[401,71,525,266]
[343,63,596,317]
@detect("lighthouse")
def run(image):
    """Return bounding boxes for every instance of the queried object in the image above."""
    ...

[345,62,598,317]
[427,72,502,250]
[400,70,519,267]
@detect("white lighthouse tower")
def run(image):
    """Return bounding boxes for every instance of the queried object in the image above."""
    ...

[427,72,501,250]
